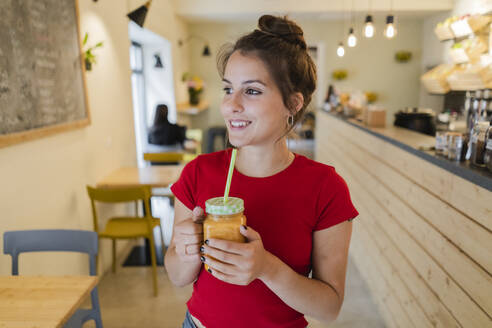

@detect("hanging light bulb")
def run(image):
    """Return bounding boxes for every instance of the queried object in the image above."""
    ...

[384,15,397,39]
[364,15,375,38]
[337,42,345,57]
[347,27,357,47]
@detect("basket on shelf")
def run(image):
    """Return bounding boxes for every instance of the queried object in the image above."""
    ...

[466,15,492,34]
[446,64,491,90]
[421,64,456,94]
[450,14,492,38]
[450,36,489,64]
[434,24,455,41]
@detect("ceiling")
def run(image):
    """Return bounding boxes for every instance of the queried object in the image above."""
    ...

[171,0,455,23]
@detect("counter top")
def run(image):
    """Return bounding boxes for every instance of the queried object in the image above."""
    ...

[322,111,492,192]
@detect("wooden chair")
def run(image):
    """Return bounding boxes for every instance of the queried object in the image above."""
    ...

[186,128,203,155]
[86,186,164,296]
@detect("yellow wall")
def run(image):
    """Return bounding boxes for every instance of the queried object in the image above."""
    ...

[0,0,188,275]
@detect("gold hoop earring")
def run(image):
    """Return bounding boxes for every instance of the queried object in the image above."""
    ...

[287,115,294,126]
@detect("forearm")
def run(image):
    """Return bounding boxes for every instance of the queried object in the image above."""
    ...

[164,246,201,287]
[261,253,342,322]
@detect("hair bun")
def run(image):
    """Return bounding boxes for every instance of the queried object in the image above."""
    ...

[258,15,307,50]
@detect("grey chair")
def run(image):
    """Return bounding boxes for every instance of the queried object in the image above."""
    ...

[3,229,103,328]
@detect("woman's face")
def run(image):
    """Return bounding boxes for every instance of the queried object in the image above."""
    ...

[221,51,289,148]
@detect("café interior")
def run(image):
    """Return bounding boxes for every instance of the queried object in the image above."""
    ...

[0,0,491,327]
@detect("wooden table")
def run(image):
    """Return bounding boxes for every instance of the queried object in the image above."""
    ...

[0,276,98,328]
[97,165,184,189]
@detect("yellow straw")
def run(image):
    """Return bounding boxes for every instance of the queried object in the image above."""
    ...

[223,148,237,204]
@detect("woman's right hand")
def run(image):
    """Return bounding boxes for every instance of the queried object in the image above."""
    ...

[173,206,205,263]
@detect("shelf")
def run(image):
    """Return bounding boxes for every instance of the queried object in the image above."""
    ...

[176,100,209,115]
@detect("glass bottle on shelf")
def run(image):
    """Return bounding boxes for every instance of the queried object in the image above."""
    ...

[447,132,465,161]
[479,89,489,122]
[470,121,490,167]
[487,90,492,122]
[464,91,472,131]
[466,90,481,160]
[484,120,492,172]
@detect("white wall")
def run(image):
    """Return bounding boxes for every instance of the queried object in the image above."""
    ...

[188,17,424,128]
[0,0,188,276]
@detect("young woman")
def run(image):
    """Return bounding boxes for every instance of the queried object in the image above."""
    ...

[165,15,358,328]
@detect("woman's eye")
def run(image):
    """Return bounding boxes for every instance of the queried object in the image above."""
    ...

[223,87,232,95]
[246,88,261,95]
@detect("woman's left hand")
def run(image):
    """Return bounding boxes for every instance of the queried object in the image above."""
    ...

[201,225,275,285]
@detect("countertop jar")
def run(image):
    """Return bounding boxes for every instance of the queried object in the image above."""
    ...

[203,197,246,272]
[447,132,465,161]
[470,121,490,167]
[484,124,492,172]
[435,131,447,156]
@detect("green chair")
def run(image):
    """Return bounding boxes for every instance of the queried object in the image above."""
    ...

[86,185,164,296]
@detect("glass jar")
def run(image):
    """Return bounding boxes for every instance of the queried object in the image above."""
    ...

[470,121,490,167]
[447,132,464,161]
[203,197,246,272]
[484,124,492,172]
[435,131,447,156]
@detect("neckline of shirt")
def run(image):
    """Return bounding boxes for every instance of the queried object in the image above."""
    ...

[230,151,300,181]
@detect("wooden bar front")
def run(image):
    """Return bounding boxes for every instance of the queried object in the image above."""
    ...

[315,112,492,328]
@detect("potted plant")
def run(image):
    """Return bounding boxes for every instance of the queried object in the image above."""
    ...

[82,33,103,71]
[182,73,204,105]
[332,69,348,81]
[395,51,412,63]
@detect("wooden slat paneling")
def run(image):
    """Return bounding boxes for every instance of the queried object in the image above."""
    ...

[324,123,492,315]
[315,115,492,327]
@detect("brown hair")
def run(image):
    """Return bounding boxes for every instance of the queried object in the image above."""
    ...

[217,15,317,137]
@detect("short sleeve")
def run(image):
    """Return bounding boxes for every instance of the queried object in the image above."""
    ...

[170,158,198,210]
[314,169,359,231]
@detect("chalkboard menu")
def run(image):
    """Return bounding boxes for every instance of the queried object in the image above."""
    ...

[0,0,89,148]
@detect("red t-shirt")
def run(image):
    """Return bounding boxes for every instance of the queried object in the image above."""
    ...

[170,149,358,328]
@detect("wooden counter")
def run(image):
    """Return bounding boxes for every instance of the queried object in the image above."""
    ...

[315,111,492,328]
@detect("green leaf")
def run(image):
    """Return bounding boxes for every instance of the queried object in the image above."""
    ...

[83,33,88,46]
[94,42,103,48]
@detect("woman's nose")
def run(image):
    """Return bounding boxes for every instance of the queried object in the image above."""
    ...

[223,92,244,113]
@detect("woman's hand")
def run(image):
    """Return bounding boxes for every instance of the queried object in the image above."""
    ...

[173,206,205,263]
[201,225,276,285]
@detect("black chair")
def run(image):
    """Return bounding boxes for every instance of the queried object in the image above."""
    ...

[206,126,228,153]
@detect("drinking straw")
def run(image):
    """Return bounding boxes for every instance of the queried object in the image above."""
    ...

[223,148,237,204]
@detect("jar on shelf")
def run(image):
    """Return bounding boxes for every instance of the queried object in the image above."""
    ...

[447,132,465,161]
[470,121,490,167]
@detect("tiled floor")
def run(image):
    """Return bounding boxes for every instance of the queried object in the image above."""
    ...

[82,240,385,328]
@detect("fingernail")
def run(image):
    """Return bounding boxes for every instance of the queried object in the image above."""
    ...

[205,239,209,245]
[207,268,212,274]
[200,246,204,253]
[200,256,205,262]
[241,225,247,230]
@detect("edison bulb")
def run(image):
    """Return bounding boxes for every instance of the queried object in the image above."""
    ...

[364,15,375,38]
[337,43,345,57]
[364,23,374,38]
[385,24,396,38]
[384,15,397,39]
[347,28,357,47]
